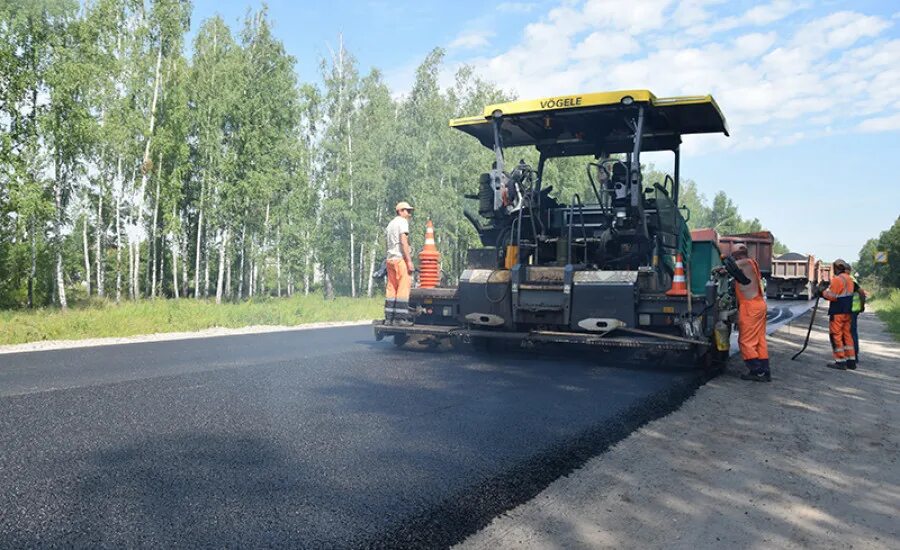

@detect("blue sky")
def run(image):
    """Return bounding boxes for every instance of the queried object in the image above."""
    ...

[190,0,900,263]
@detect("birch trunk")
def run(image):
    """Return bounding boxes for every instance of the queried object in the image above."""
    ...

[216,229,228,304]
[28,218,36,308]
[367,244,376,297]
[171,239,179,299]
[132,43,163,301]
[276,227,282,297]
[82,215,91,296]
[128,235,135,300]
[54,165,67,310]
[356,242,366,296]
[263,203,270,296]
[171,207,179,299]
[238,223,246,299]
[96,192,104,297]
[225,245,232,299]
[194,193,203,298]
[203,221,210,298]
[304,229,311,295]
[349,131,356,297]
[56,252,67,310]
[115,158,123,303]
[150,153,161,298]
[181,239,188,298]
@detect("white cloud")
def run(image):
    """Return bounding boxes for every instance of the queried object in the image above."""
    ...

[449,30,493,50]
[857,112,900,133]
[573,31,640,60]
[452,1,899,153]
[741,0,804,26]
[583,0,674,34]
[733,32,777,58]
[705,0,807,34]
[792,11,891,52]
[670,0,724,27]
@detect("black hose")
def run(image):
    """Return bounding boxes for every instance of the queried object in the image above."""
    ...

[792,296,820,360]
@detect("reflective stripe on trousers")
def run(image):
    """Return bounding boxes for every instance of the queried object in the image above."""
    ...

[829,313,855,362]
[385,258,411,322]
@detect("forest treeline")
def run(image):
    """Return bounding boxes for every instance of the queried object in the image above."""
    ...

[0,0,778,310]
[856,217,900,290]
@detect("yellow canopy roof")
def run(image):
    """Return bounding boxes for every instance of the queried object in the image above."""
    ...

[450,89,729,154]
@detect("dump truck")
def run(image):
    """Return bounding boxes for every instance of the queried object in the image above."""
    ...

[374,90,737,368]
[767,252,818,300]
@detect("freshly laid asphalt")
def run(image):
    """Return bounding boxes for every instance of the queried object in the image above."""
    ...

[0,302,809,548]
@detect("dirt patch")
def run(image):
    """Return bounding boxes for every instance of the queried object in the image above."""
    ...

[458,308,900,549]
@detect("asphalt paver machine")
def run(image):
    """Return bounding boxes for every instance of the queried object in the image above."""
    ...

[375,90,735,367]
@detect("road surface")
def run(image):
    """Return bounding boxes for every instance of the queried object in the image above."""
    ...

[0,300,811,547]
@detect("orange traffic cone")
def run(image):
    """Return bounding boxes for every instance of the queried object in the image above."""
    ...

[419,220,440,288]
[666,253,688,296]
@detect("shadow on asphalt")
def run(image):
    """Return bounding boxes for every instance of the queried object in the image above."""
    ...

[356,337,707,373]
[306,347,706,546]
[457,310,900,548]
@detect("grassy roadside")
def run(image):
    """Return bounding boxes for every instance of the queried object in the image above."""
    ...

[0,295,381,346]
[868,288,900,340]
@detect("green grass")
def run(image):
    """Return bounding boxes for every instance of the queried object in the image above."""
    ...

[869,289,900,340]
[0,295,381,346]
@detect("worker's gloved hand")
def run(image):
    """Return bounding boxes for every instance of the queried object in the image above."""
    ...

[372,260,387,279]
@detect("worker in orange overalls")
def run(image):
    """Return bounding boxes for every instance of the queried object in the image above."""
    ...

[384,201,415,325]
[821,259,856,370]
[732,244,770,382]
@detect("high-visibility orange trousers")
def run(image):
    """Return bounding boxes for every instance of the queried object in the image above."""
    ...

[829,313,855,362]
[385,258,411,322]
[737,299,769,361]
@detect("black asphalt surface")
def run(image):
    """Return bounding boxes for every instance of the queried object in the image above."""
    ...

[0,324,713,548]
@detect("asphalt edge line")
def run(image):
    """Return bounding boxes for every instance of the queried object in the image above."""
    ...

[0,320,374,355]
[374,373,706,548]
[378,311,817,548]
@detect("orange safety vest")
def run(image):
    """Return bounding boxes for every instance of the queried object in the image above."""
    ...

[824,272,854,315]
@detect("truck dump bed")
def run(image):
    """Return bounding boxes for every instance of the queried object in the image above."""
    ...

[768,253,816,299]
[718,231,775,276]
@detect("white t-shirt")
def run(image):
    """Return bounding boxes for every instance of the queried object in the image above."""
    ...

[386,216,409,259]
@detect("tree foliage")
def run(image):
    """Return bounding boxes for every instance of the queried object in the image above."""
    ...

[856,217,900,289]
[0,3,789,308]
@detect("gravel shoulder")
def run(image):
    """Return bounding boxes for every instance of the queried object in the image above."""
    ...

[458,307,900,549]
